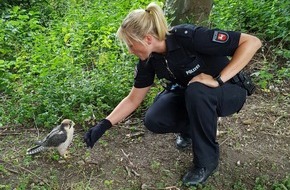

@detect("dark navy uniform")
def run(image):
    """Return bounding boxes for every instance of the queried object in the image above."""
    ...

[135,24,247,168]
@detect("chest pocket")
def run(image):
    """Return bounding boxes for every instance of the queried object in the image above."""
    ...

[178,55,204,77]
[168,47,205,81]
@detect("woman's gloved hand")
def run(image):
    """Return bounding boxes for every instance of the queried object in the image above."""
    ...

[84,119,112,148]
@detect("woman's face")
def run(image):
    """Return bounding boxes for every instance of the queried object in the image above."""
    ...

[127,38,151,61]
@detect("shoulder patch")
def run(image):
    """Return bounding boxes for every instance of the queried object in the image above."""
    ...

[212,31,229,43]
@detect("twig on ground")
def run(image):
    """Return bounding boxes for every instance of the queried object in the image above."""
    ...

[273,115,284,126]
[261,131,290,138]
[141,184,180,190]
[33,115,40,139]
[5,167,19,174]
[126,131,145,138]
[85,160,99,165]
[0,159,50,187]
[25,128,46,132]
[131,168,140,177]
[0,126,10,130]
[0,132,22,136]
[121,149,135,168]
[0,128,7,136]
[220,137,230,146]
[118,125,145,132]
[121,149,140,176]
[87,170,94,188]
[124,166,131,177]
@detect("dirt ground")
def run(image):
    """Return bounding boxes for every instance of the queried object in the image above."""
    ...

[1,82,289,190]
[1,57,290,190]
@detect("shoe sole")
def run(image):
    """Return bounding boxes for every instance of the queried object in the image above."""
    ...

[182,167,218,187]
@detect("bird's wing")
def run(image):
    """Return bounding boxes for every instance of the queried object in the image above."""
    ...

[42,130,67,147]
[41,125,61,142]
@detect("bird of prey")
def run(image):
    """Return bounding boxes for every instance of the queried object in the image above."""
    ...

[27,119,75,158]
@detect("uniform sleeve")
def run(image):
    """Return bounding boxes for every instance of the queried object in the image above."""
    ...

[133,60,155,88]
[192,27,241,56]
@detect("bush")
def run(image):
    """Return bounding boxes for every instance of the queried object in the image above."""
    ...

[210,0,290,88]
[0,0,157,128]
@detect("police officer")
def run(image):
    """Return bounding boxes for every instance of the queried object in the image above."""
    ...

[84,2,262,187]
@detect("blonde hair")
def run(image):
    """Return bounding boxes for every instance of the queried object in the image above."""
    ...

[117,2,168,45]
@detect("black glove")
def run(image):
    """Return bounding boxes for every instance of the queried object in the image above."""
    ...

[84,119,112,148]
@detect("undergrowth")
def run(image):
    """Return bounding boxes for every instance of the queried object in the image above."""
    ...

[0,0,289,127]
[210,0,290,89]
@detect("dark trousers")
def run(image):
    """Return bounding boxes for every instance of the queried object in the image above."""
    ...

[144,82,247,167]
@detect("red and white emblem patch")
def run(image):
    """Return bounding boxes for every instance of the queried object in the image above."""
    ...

[212,31,229,43]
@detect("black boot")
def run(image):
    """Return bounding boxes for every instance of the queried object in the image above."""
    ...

[176,134,191,149]
[182,164,218,186]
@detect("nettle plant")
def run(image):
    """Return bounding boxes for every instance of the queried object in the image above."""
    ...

[210,0,290,88]
[0,0,156,127]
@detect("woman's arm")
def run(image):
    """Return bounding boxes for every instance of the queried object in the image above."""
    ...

[188,33,262,87]
[106,86,151,125]
[219,33,262,83]
[84,86,150,148]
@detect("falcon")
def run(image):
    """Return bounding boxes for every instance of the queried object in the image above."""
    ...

[26,119,75,158]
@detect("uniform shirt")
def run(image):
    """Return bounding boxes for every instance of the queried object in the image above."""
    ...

[134,24,241,88]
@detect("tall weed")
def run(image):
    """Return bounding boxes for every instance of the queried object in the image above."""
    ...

[0,0,156,127]
[210,0,290,88]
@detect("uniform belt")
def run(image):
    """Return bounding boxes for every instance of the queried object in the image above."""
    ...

[164,83,185,91]
[230,72,256,96]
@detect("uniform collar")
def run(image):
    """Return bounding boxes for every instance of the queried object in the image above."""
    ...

[149,34,180,60]
[165,33,181,52]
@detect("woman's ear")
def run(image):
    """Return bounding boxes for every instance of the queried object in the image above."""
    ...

[144,34,153,45]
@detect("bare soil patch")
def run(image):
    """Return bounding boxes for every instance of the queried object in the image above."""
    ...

[1,84,289,190]
[1,56,290,190]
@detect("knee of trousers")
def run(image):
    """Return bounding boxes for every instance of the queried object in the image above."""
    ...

[144,109,162,133]
[185,83,214,107]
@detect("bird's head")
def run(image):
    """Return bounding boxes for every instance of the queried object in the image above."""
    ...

[61,119,75,129]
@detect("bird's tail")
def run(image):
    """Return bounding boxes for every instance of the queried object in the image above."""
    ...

[34,140,42,145]
[26,145,47,155]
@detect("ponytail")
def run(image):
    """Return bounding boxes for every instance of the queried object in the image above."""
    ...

[117,2,168,45]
